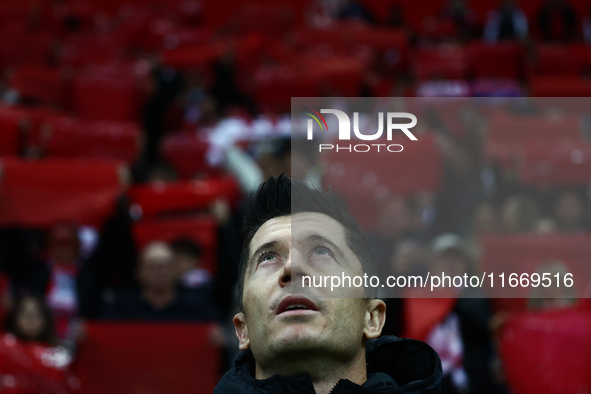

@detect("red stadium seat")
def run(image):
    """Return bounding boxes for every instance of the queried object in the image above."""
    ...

[40,117,141,162]
[161,134,218,179]
[127,177,240,218]
[0,26,53,68]
[527,44,591,77]
[519,138,591,187]
[0,158,125,228]
[486,110,583,143]
[467,41,524,79]
[412,44,468,81]
[499,307,591,394]
[479,234,591,299]
[72,62,149,121]
[254,56,365,111]
[235,3,296,36]
[132,216,218,275]
[529,76,591,97]
[60,32,128,67]
[322,134,442,230]
[78,322,221,394]
[0,106,28,156]
[9,65,65,106]
[294,23,407,52]
[162,42,227,70]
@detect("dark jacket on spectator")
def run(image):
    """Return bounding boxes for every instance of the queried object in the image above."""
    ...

[214,335,442,393]
[101,285,218,321]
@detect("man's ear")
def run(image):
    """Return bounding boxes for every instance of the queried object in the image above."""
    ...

[233,312,250,351]
[363,299,386,339]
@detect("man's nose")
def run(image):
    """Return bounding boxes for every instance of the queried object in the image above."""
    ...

[279,249,310,288]
[279,251,292,287]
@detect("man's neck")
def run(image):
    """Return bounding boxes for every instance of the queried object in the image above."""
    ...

[142,287,177,310]
[255,350,367,394]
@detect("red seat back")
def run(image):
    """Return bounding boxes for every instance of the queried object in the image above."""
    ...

[42,117,141,163]
[499,307,591,394]
[0,158,124,228]
[77,322,221,394]
[322,134,442,230]
[127,178,240,218]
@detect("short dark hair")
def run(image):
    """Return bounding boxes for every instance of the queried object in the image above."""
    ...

[237,175,377,310]
[170,238,203,259]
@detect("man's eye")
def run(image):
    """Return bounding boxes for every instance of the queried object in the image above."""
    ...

[313,247,331,256]
[260,254,276,263]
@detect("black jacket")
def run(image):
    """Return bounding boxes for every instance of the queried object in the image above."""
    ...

[215,335,442,393]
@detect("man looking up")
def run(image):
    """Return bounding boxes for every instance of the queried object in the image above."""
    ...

[215,175,442,393]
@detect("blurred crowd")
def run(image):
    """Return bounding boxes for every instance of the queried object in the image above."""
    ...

[0,0,591,393]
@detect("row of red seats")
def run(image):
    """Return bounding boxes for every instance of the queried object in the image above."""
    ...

[413,42,591,81]
[7,61,149,121]
[0,105,142,161]
[404,300,591,394]
[321,134,443,230]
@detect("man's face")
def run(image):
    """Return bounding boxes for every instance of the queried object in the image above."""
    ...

[138,243,178,292]
[234,212,385,370]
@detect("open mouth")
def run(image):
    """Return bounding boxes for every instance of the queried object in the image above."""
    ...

[276,296,319,315]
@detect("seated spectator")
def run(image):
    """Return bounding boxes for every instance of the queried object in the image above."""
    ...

[338,0,375,24]
[41,223,84,344]
[583,4,591,43]
[483,0,528,42]
[534,217,559,233]
[5,295,56,345]
[170,238,212,289]
[102,241,217,321]
[0,273,11,330]
[366,196,414,277]
[426,234,499,394]
[537,0,578,42]
[553,189,587,233]
[499,194,540,233]
[2,295,77,393]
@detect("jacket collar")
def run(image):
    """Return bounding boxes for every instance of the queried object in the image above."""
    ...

[215,335,442,393]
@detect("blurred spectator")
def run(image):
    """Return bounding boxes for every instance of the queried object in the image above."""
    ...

[427,234,500,394]
[367,196,414,276]
[537,0,578,42]
[534,217,559,234]
[386,3,407,28]
[483,0,528,42]
[170,238,212,289]
[5,295,56,345]
[2,295,78,393]
[582,4,591,43]
[0,273,12,329]
[499,195,540,233]
[37,224,85,344]
[138,63,183,182]
[254,138,291,180]
[211,48,253,117]
[290,138,321,187]
[338,0,375,24]
[553,189,587,233]
[102,241,217,321]
[433,0,478,41]
[528,260,577,310]
[432,136,484,236]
